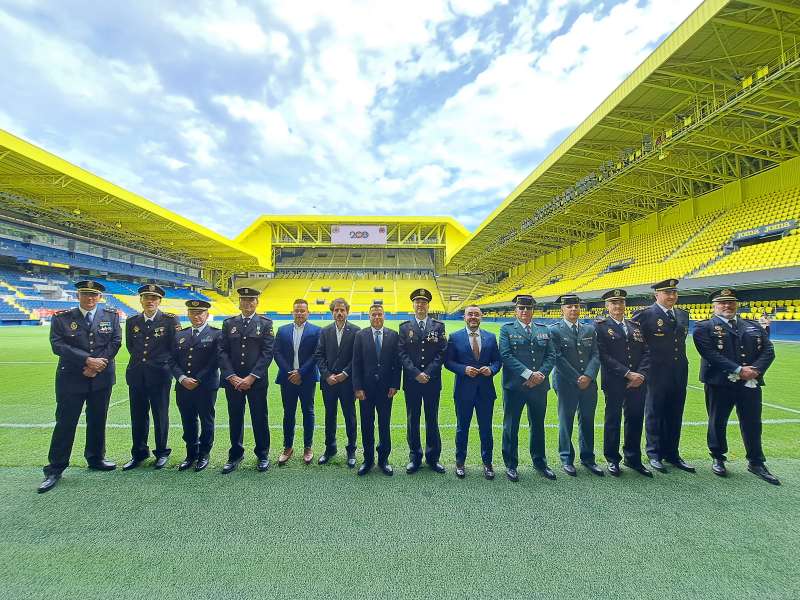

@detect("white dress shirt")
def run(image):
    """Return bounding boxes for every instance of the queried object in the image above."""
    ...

[292,322,306,370]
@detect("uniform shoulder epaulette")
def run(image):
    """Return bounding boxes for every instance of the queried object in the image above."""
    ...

[163,312,176,318]
[534,321,547,327]
[399,320,411,325]
[102,307,116,313]
[595,317,607,323]
[223,315,236,322]
[54,309,71,315]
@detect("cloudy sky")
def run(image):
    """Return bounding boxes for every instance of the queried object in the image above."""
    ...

[0,0,703,238]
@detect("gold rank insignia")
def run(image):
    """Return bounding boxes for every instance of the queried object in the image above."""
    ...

[190,301,199,307]
[133,325,140,333]
[70,321,77,330]
[608,328,615,336]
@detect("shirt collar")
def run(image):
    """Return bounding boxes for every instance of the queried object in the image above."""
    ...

[717,314,736,325]
[142,310,158,322]
[610,316,625,326]
[563,318,578,328]
[294,321,306,330]
[193,322,208,334]
[371,327,384,335]
[416,316,427,326]
[466,326,481,336]
[656,302,673,314]
[335,321,346,331]
[516,319,531,330]
[78,306,95,318]
[240,313,255,320]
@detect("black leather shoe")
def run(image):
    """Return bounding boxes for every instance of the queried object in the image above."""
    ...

[154,456,169,470]
[624,460,653,477]
[87,459,116,471]
[178,458,196,471]
[357,463,373,476]
[667,457,696,473]
[455,463,466,479]
[563,464,577,477]
[582,462,605,476]
[122,458,141,471]
[346,453,357,469]
[748,463,780,485]
[536,466,557,480]
[483,464,495,480]
[257,458,270,472]
[37,475,60,493]
[430,462,446,474]
[221,458,241,474]
[607,462,621,477]
[318,454,333,465]
[649,458,667,473]
[379,463,394,476]
[712,458,727,477]
[406,461,421,474]
[506,468,519,482]
[195,456,210,471]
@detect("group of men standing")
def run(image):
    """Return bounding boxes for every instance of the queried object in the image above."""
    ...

[38,278,780,492]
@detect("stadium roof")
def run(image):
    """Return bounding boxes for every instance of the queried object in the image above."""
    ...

[0,129,266,272]
[447,0,800,272]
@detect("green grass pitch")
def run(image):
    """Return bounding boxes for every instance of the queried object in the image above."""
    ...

[1,320,798,599]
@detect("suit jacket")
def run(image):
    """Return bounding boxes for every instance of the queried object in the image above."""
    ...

[125,309,181,387]
[397,317,448,389]
[50,306,122,392]
[498,320,555,393]
[444,328,501,402]
[218,314,274,385]
[595,316,650,392]
[693,315,774,387]
[314,321,360,390]
[351,327,401,393]
[631,304,690,380]
[548,320,600,391]
[170,325,222,390]
[274,322,321,385]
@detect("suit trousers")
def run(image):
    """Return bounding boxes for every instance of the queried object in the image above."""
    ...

[359,386,393,466]
[404,381,442,465]
[705,383,765,465]
[225,383,270,461]
[321,382,357,455]
[280,381,316,449]
[129,380,172,460]
[644,367,688,461]
[44,383,112,476]
[602,385,645,464]
[454,390,494,465]
[176,386,217,458]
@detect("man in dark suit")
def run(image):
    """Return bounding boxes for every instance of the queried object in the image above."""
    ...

[549,294,602,476]
[351,303,401,476]
[314,298,360,467]
[398,288,448,474]
[275,298,321,466]
[170,300,221,472]
[38,281,121,493]
[444,305,501,479]
[631,279,695,474]
[218,288,274,474]
[693,288,778,484]
[122,284,181,471]
[595,289,652,477]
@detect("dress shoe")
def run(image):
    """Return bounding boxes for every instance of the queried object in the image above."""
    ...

[748,463,780,485]
[318,453,333,465]
[649,458,668,473]
[303,447,314,465]
[221,458,241,474]
[357,462,373,476]
[154,456,169,470]
[624,460,653,478]
[483,464,495,480]
[536,465,557,480]
[178,457,196,471]
[257,458,271,472]
[379,462,394,476]
[607,462,621,477]
[122,458,142,471]
[455,463,466,479]
[711,458,727,477]
[666,457,696,473]
[87,459,116,471]
[406,461,421,474]
[506,468,519,482]
[563,464,577,477]
[582,462,605,476]
[278,448,293,466]
[195,456,210,471]
[37,474,60,493]
[346,453,357,469]
[430,461,446,474]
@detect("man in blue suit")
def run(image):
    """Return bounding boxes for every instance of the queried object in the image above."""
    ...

[445,305,501,480]
[275,299,321,466]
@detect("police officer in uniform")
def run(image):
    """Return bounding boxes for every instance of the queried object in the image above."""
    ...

[122,284,181,470]
[170,300,222,472]
[499,294,557,482]
[398,288,448,474]
[218,288,274,474]
[549,294,603,476]
[692,289,779,484]
[595,289,652,477]
[38,281,121,493]
[631,279,695,473]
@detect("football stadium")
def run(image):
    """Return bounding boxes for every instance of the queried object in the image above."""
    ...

[2,1,800,598]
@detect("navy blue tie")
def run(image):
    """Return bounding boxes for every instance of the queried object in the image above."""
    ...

[375,330,382,356]
[85,311,93,328]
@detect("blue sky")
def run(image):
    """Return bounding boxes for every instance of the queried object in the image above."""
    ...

[0,0,702,238]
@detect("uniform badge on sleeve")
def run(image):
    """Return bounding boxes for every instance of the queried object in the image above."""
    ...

[231,327,237,335]
[657,318,664,327]
[179,337,185,344]
[70,321,77,330]
[133,325,140,333]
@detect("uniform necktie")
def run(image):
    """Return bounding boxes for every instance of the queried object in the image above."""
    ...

[192,329,199,338]
[85,311,93,327]
[572,323,578,336]
[667,309,676,322]
[470,331,480,360]
[418,320,425,333]
[524,325,531,336]
[243,317,251,328]
[375,330,382,356]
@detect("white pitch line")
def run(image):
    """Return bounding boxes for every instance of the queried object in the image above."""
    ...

[764,402,800,415]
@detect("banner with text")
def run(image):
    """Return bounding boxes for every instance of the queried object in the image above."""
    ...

[331,225,388,245]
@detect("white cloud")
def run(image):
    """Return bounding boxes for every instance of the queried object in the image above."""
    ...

[180,119,225,167]
[163,1,270,54]
[449,0,508,18]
